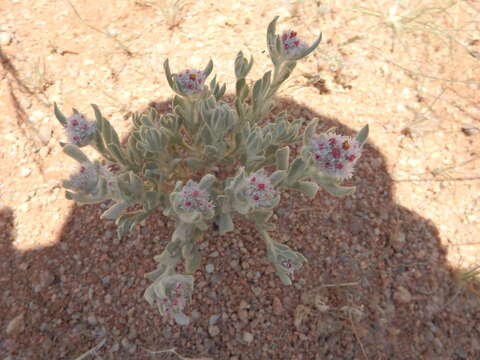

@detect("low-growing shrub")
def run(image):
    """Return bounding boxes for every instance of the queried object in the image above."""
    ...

[53,17,368,325]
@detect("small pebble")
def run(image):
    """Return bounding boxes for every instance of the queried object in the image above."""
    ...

[208,325,220,336]
[121,337,131,349]
[239,300,249,310]
[20,167,31,177]
[209,314,221,325]
[37,125,52,145]
[272,297,284,315]
[87,315,97,326]
[0,32,12,46]
[6,313,25,335]
[191,311,201,320]
[39,270,55,289]
[461,126,480,136]
[394,286,412,303]
[111,343,120,352]
[243,331,254,343]
[105,294,112,304]
[251,287,262,296]
[206,264,215,273]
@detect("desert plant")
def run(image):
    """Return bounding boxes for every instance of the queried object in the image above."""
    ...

[351,0,464,53]
[148,0,189,29]
[52,17,368,325]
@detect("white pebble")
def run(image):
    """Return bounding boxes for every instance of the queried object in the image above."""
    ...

[243,331,254,343]
[20,167,31,177]
[0,32,12,46]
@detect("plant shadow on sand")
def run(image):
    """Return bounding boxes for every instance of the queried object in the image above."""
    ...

[1,96,480,360]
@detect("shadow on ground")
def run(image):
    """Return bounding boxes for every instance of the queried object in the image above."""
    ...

[1,96,480,360]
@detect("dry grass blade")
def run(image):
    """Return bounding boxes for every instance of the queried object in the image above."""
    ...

[64,0,133,56]
[348,310,368,360]
[460,265,480,281]
[72,338,106,360]
[320,281,360,288]
[452,264,480,298]
[430,155,480,177]
[402,87,447,134]
[26,57,52,94]
[349,0,480,79]
[384,58,479,86]
[157,0,189,29]
[142,346,212,359]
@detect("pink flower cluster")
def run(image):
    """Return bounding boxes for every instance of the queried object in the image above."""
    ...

[158,282,188,316]
[281,259,301,280]
[310,133,363,180]
[245,172,277,208]
[281,30,308,59]
[179,181,215,212]
[69,162,98,192]
[64,113,96,146]
[175,69,205,95]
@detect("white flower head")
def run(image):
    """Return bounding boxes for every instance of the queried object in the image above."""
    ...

[157,281,189,317]
[281,258,302,281]
[175,69,205,95]
[310,132,363,180]
[148,275,194,326]
[64,113,96,147]
[245,171,278,208]
[178,180,215,213]
[65,162,99,193]
[281,30,308,59]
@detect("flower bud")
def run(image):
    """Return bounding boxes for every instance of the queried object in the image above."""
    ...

[281,30,308,59]
[64,162,99,193]
[281,258,301,280]
[146,274,194,325]
[158,281,188,316]
[64,113,96,147]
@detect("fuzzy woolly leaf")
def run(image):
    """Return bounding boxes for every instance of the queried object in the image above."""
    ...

[185,157,206,170]
[303,118,319,145]
[356,124,369,145]
[287,158,307,184]
[292,181,319,198]
[267,16,280,63]
[312,171,356,196]
[182,241,201,273]
[276,147,290,170]
[298,32,322,59]
[101,202,129,220]
[173,312,190,326]
[63,144,89,163]
[218,213,234,235]
[163,59,175,90]
[319,181,356,197]
[53,102,67,126]
[199,174,216,189]
[203,59,214,79]
[234,51,254,79]
[144,264,168,282]
[270,170,287,187]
